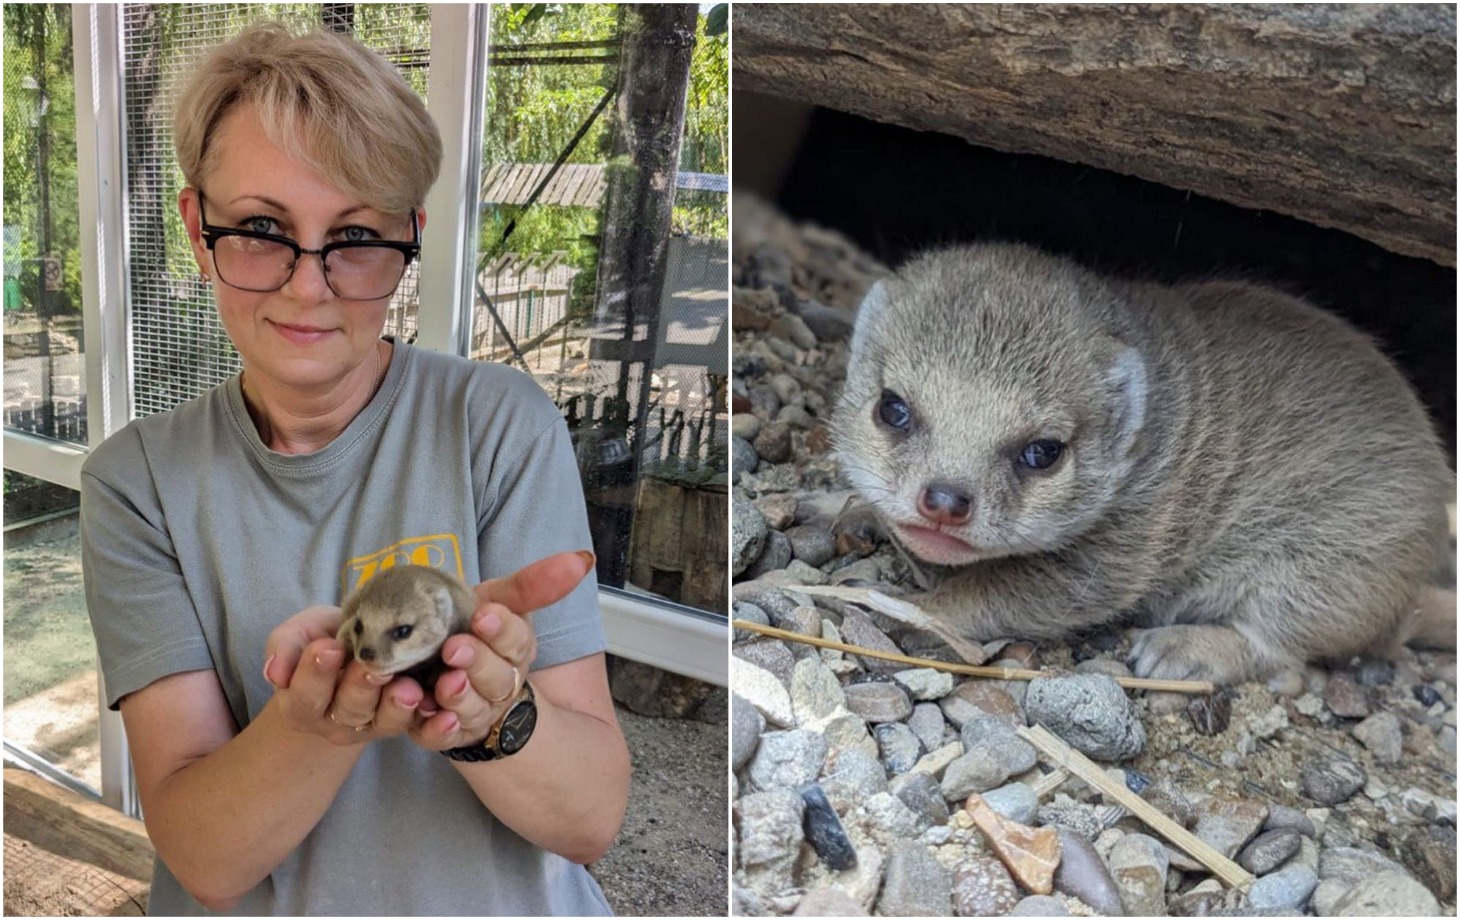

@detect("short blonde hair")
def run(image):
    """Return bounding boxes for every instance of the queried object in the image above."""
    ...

[173,22,442,216]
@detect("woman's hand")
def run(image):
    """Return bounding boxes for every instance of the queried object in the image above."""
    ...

[410,551,594,751]
[262,604,425,745]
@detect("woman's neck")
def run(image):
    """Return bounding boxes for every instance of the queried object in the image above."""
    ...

[241,340,391,455]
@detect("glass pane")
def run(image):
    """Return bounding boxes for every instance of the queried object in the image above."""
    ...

[2,473,100,793]
[121,3,431,418]
[2,4,87,446]
[473,4,729,618]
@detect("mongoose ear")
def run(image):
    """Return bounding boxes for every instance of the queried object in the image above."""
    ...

[850,279,892,366]
[1107,346,1148,454]
[431,586,456,626]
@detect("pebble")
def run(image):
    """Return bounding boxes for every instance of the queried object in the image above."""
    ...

[731,692,766,771]
[731,499,769,575]
[1237,827,1302,875]
[960,711,1038,776]
[743,530,793,579]
[1248,703,1289,740]
[1052,827,1123,916]
[1324,671,1372,717]
[800,783,857,871]
[1167,878,1227,916]
[731,656,794,727]
[1354,657,1396,687]
[910,741,963,777]
[966,793,1061,895]
[1025,674,1146,761]
[820,748,888,811]
[1413,683,1443,707]
[1008,895,1070,915]
[1039,802,1107,841]
[1399,786,1456,824]
[843,680,913,723]
[735,638,795,687]
[736,789,806,869]
[730,412,762,442]
[1398,825,1456,901]
[791,887,868,917]
[747,730,828,793]
[773,604,822,640]
[862,791,927,846]
[731,437,759,478]
[786,524,836,567]
[790,656,848,729]
[907,702,949,752]
[1188,689,1233,735]
[821,713,878,763]
[1331,869,1440,916]
[953,857,1021,917]
[1192,795,1269,858]
[874,722,923,774]
[941,749,1010,801]
[980,782,1039,826]
[752,492,798,530]
[892,667,954,701]
[839,609,905,673]
[1302,754,1366,805]
[1141,777,1195,829]
[1107,832,1168,916]
[878,843,953,917]
[939,682,1024,729]
[888,770,950,828]
[796,299,856,342]
[1351,710,1404,764]
[1263,804,1317,837]
[1245,863,1319,912]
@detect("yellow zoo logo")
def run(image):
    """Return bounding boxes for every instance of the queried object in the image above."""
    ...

[342,534,465,597]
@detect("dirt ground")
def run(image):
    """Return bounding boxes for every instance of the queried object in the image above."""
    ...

[2,514,729,916]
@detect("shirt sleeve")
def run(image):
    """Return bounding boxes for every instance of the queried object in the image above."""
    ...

[474,387,607,671]
[80,428,214,709]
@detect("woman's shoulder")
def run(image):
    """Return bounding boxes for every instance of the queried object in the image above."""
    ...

[82,386,231,484]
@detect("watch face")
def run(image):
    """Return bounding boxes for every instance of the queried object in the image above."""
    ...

[497,698,538,755]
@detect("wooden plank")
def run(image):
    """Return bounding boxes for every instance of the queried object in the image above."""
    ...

[4,833,148,916]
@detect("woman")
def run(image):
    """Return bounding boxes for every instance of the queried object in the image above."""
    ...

[80,22,630,915]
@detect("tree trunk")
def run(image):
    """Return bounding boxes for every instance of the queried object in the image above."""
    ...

[733,3,1457,266]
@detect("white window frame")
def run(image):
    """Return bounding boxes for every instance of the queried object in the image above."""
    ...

[4,2,727,814]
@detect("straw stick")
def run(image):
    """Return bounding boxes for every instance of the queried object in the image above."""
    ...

[733,619,1216,695]
[1018,724,1254,890]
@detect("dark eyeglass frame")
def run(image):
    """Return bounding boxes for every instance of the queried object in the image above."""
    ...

[195,190,421,301]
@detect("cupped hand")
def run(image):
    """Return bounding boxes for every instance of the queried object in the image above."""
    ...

[263,604,425,746]
[410,550,593,751]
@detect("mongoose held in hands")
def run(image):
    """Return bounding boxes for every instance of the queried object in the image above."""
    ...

[338,565,476,685]
[832,243,1455,686]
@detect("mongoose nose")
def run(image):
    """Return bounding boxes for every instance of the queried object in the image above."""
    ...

[358,647,376,662]
[918,483,973,526]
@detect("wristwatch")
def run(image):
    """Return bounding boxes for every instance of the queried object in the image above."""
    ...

[440,680,538,762]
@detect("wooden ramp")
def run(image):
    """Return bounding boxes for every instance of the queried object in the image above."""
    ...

[3,767,152,915]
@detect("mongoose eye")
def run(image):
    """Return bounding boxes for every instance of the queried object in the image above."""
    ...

[391,624,413,641]
[877,390,912,431]
[352,620,363,636]
[1018,439,1064,471]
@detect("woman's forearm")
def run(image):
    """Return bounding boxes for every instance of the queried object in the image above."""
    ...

[451,691,631,863]
[138,696,365,910]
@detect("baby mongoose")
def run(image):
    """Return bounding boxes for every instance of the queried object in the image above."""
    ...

[337,565,477,686]
[833,243,1455,687]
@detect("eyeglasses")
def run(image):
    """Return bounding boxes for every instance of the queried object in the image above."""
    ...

[196,191,420,301]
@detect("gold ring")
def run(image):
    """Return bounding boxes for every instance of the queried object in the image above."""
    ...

[329,711,372,732]
[486,665,522,704]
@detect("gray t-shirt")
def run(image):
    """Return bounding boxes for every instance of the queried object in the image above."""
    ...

[80,340,612,916]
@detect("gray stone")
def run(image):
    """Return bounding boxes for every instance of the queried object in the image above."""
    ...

[892,667,955,701]
[1319,846,1406,884]
[736,789,806,869]
[732,691,766,771]
[980,782,1039,825]
[748,729,828,793]
[786,524,836,568]
[821,713,879,763]
[731,655,794,728]
[731,437,759,478]
[1325,672,1371,718]
[907,702,948,752]
[1331,869,1440,916]
[734,638,796,687]
[792,887,869,917]
[888,771,949,829]
[1351,710,1404,764]
[752,492,799,530]
[940,749,1011,801]
[821,748,889,805]
[1192,796,1269,859]
[1141,777,1196,829]
[1399,786,1458,823]
[1108,832,1168,916]
[953,856,1021,917]
[770,603,822,639]
[752,420,793,465]
[791,655,849,729]
[747,528,794,581]
[731,412,762,442]
[1398,825,1457,901]
[797,299,856,342]
[1008,895,1070,915]
[839,609,905,673]
[732,499,769,575]
[733,601,770,642]
[1302,755,1366,805]
[1237,827,1302,875]
[1052,827,1123,916]
[862,791,928,846]
[1024,674,1146,761]
[843,680,914,723]
[1246,863,1319,912]
[878,843,953,917]
[874,722,924,775]
[1039,802,1107,841]
[1262,804,1316,837]
[960,711,1038,776]
[939,681,1024,729]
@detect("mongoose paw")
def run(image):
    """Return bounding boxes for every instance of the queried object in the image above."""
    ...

[1128,624,1251,687]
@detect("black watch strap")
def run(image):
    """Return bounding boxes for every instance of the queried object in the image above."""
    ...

[440,680,537,762]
